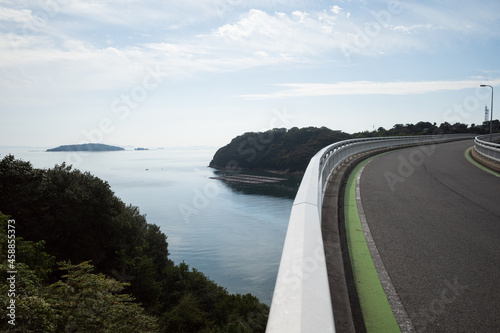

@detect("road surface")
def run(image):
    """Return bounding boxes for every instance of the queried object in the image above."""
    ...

[359,139,500,332]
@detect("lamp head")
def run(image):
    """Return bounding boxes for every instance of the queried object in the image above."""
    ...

[480,84,487,87]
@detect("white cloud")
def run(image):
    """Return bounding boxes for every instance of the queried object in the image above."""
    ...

[402,1,500,37]
[1,2,500,99]
[0,5,353,96]
[209,8,351,62]
[0,7,33,24]
[391,23,440,34]
[331,5,343,15]
[240,79,500,99]
[292,10,309,22]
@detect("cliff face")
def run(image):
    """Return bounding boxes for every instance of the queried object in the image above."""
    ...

[47,143,125,152]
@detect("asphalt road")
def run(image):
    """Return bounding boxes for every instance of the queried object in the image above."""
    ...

[359,139,500,332]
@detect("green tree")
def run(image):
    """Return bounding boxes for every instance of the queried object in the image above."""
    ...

[47,261,159,332]
[0,212,158,333]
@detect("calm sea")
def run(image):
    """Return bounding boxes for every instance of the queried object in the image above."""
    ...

[0,147,300,305]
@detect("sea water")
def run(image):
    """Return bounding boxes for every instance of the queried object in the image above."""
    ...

[0,147,299,305]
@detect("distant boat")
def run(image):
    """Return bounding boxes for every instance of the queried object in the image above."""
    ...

[134,147,149,151]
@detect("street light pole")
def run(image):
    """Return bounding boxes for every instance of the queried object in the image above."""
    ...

[480,84,494,142]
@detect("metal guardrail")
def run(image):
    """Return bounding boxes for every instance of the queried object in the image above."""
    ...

[474,134,500,163]
[266,134,474,333]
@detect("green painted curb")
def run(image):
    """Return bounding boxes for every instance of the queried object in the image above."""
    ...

[465,147,500,177]
[344,158,400,333]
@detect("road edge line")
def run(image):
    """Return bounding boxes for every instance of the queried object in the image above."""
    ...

[356,160,415,333]
[465,147,500,177]
[344,158,400,332]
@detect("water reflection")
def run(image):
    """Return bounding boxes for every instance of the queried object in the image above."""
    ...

[211,169,302,199]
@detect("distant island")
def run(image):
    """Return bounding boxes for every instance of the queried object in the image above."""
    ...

[134,147,149,151]
[47,143,125,152]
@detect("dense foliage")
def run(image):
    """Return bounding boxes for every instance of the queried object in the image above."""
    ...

[351,120,497,138]
[0,156,268,332]
[209,127,351,172]
[209,121,497,173]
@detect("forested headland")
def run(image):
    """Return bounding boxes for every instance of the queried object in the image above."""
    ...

[0,155,268,332]
[209,121,496,173]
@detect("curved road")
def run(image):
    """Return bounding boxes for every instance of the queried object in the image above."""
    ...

[359,139,500,332]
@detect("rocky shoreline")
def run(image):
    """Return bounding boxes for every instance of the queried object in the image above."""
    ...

[210,174,286,184]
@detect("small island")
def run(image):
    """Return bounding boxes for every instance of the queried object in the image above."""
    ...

[134,147,149,151]
[47,143,125,152]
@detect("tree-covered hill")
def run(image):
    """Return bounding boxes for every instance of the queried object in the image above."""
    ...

[0,155,268,332]
[47,143,124,152]
[209,121,494,173]
[209,127,351,173]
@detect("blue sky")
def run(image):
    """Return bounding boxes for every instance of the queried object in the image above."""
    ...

[1,0,500,148]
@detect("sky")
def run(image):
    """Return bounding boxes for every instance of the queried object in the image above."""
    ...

[1,0,500,148]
